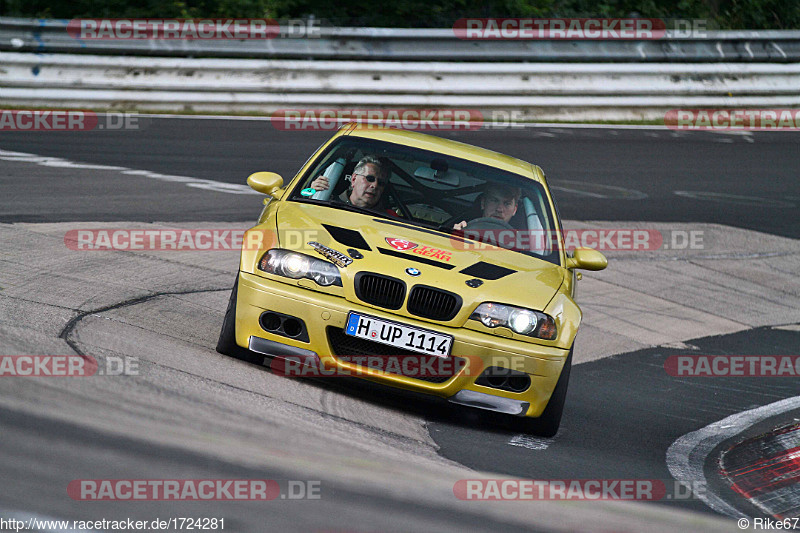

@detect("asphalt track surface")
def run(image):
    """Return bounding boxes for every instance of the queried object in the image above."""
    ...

[1,118,799,531]
[429,326,800,517]
[1,119,799,238]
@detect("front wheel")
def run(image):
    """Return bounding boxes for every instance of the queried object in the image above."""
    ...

[216,276,259,362]
[517,347,573,437]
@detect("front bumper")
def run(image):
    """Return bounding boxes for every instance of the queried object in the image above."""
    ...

[235,271,569,417]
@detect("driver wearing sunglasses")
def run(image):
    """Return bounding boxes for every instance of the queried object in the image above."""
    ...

[310,155,390,209]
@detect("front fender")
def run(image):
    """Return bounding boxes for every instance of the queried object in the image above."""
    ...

[544,291,582,350]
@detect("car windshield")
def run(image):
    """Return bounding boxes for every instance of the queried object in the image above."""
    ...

[288,136,562,265]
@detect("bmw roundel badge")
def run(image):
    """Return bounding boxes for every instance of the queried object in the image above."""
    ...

[405,267,421,276]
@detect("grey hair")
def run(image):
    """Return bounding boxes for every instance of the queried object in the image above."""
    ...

[352,155,388,179]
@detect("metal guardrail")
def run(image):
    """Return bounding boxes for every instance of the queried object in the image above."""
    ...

[2,51,798,121]
[3,53,799,96]
[1,18,798,121]
[1,17,800,62]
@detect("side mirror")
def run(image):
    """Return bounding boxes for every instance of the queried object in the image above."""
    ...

[565,248,607,271]
[247,172,284,198]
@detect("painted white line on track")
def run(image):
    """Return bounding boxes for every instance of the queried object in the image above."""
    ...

[121,113,681,130]
[659,341,700,351]
[673,191,795,208]
[666,395,800,518]
[118,114,775,137]
[773,324,800,332]
[0,149,258,195]
[550,180,648,200]
[707,130,755,136]
[508,434,556,450]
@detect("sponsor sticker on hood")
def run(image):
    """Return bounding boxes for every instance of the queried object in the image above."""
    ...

[385,237,418,251]
[308,241,352,268]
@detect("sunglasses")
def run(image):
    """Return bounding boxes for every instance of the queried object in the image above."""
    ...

[354,173,387,186]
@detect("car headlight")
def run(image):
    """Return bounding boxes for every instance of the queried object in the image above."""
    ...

[258,249,342,287]
[469,302,557,340]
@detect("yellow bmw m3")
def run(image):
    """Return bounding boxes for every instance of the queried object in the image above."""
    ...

[217,124,606,436]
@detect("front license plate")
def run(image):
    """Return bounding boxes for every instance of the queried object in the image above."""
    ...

[345,312,453,357]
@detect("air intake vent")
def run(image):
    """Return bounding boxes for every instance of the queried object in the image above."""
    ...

[459,262,515,280]
[354,273,406,310]
[407,285,461,321]
[327,328,458,384]
[322,224,371,250]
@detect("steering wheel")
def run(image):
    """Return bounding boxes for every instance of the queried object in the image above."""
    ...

[385,184,413,219]
[463,217,515,231]
[438,215,516,233]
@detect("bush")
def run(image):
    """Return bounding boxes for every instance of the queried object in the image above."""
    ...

[1,0,797,29]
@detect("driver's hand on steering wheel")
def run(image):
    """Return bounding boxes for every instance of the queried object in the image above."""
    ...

[453,220,467,230]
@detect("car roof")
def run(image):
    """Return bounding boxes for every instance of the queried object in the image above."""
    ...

[342,124,544,183]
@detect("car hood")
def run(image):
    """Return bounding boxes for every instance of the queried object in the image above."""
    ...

[276,202,565,317]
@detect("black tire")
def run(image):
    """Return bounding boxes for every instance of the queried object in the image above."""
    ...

[216,276,259,362]
[517,347,573,437]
